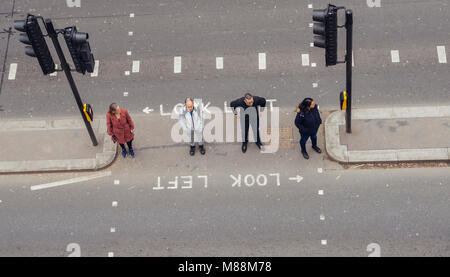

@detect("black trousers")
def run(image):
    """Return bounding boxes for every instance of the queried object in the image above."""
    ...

[119,139,133,151]
[243,114,261,143]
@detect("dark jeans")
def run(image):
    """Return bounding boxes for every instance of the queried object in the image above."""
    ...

[243,114,261,143]
[119,139,133,151]
[300,132,317,152]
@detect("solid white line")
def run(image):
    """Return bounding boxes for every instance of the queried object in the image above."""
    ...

[132,60,140,73]
[391,50,400,63]
[91,60,99,77]
[352,51,355,67]
[437,46,447,63]
[258,53,266,70]
[301,54,310,66]
[8,63,17,80]
[174,56,182,73]
[30,171,112,191]
[216,57,223,69]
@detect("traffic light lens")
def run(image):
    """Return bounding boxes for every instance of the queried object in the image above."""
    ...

[24,46,36,57]
[19,33,31,45]
[73,32,88,43]
[313,23,325,35]
[312,9,327,22]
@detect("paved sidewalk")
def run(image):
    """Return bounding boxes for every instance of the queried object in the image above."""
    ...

[325,106,450,163]
[0,118,116,173]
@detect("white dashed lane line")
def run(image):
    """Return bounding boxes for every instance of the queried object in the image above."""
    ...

[391,50,400,63]
[110,227,116,233]
[112,201,118,207]
[8,63,17,80]
[114,180,120,185]
[301,54,310,66]
[321,240,327,245]
[216,57,223,69]
[129,13,135,18]
[174,56,182,73]
[108,252,114,257]
[437,46,447,63]
[128,31,133,36]
[132,60,140,73]
[91,60,99,77]
[258,52,266,70]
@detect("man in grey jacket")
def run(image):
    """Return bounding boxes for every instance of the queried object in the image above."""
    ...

[178,98,205,156]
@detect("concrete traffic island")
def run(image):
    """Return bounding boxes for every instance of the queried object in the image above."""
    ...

[325,106,450,163]
[0,118,117,173]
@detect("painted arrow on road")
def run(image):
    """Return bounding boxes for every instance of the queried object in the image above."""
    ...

[289,175,304,183]
[142,107,154,114]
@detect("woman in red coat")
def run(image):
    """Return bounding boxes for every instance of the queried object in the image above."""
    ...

[106,103,135,158]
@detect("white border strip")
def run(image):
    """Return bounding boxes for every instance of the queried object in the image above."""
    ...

[31,171,112,191]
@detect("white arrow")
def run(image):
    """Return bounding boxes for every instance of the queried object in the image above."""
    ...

[289,175,304,183]
[142,107,154,114]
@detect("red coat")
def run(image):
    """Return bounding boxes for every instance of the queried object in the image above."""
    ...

[106,108,135,144]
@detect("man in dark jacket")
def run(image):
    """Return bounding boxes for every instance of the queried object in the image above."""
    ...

[230,93,266,153]
[294,98,322,159]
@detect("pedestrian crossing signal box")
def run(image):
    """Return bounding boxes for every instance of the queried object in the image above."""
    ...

[340,91,347,110]
[83,103,93,122]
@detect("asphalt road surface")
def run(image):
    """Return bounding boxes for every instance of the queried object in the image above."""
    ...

[0,0,449,257]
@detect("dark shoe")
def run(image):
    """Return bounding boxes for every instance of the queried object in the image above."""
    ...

[302,151,309,160]
[312,146,322,154]
[242,142,247,153]
[129,148,135,158]
[121,149,127,158]
[255,141,263,150]
[190,146,195,156]
[199,145,206,155]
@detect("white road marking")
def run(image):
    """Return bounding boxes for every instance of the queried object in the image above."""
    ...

[320,214,325,221]
[174,56,182,73]
[308,4,313,8]
[114,180,120,185]
[110,227,116,233]
[321,240,327,245]
[317,168,323,173]
[127,51,132,56]
[112,201,118,207]
[66,0,81,8]
[301,54,310,66]
[130,13,135,18]
[352,51,355,67]
[132,60,140,73]
[318,190,324,195]
[108,252,114,257]
[128,31,133,36]
[310,42,314,48]
[0,200,2,203]
[91,60,99,77]
[309,23,313,28]
[50,64,58,76]
[391,50,400,63]
[143,107,154,114]
[30,171,112,191]
[8,63,17,80]
[258,53,266,70]
[123,92,129,97]
[312,83,318,88]
[216,57,223,69]
[124,71,130,76]
[311,62,317,67]
[437,46,447,63]
[160,104,172,116]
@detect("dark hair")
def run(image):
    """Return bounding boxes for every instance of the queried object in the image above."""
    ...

[108,103,118,115]
[244,93,253,99]
[297,98,313,113]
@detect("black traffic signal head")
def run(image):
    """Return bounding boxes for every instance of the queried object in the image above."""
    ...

[64,26,95,74]
[14,14,56,75]
[313,4,338,66]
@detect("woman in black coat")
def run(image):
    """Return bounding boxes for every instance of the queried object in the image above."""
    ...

[294,98,322,159]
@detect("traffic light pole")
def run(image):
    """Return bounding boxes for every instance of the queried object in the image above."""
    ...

[345,10,353,133]
[44,19,98,146]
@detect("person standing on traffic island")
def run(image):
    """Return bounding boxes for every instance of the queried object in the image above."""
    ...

[107,103,135,158]
[179,98,206,156]
[295,97,322,160]
[230,93,266,153]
